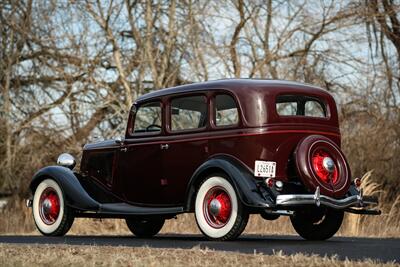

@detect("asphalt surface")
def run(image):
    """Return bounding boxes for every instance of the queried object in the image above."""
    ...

[0,234,399,263]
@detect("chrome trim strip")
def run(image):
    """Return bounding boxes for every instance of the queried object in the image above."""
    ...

[276,187,378,209]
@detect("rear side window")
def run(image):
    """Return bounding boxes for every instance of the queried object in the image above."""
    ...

[305,100,325,117]
[215,94,239,127]
[276,95,326,118]
[170,95,207,131]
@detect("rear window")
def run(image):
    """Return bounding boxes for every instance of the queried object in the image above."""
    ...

[276,95,326,118]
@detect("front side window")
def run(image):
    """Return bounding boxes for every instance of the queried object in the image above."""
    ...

[133,102,162,134]
[215,94,239,127]
[170,95,207,131]
[276,95,327,118]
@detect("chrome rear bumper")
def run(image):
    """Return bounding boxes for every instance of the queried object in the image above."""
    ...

[276,186,378,210]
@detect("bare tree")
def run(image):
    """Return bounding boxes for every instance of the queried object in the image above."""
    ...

[0,0,399,196]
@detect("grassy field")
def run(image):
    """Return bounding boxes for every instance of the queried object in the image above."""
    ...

[0,244,398,267]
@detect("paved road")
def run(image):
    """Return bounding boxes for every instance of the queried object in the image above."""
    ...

[0,234,399,263]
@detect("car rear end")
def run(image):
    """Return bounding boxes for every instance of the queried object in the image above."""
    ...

[247,83,380,239]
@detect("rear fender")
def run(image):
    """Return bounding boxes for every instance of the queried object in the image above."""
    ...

[185,155,273,211]
[30,166,100,211]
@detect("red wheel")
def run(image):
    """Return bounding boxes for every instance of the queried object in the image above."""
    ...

[203,186,232,229]
[295,135,351,197]
[32,179,74,236]
[195,174,248,240]
[38,187,61,225]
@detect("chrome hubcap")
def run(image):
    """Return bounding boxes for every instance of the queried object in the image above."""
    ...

[322,157,335,173]
[42,199,52,214]
[209,199,222,216]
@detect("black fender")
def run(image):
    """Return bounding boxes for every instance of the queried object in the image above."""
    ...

[184,155,273,211]
[30,166,100,211]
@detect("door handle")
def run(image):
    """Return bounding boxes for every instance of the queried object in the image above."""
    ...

[120,147,128,152]
[160,144,169,150]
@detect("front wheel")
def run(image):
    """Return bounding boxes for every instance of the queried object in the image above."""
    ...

[290,207,343,240]
[32,178,74,236]
[194,174,248,241]
[126,218,165,238]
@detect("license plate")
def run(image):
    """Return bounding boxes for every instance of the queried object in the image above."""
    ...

[254,160,276,178]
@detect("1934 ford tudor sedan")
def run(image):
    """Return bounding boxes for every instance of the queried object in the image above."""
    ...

[27,79,380,240]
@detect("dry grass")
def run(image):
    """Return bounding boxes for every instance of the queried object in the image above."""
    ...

[1,171,399,238]
[0,244,397,267]
[343,171,400,237]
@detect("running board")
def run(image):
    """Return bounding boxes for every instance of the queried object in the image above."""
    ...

[99,203,184,215]
[75,203,184,218]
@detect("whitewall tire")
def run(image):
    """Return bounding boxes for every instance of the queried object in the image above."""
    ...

[194,174,248,240]
[32,179,74,236]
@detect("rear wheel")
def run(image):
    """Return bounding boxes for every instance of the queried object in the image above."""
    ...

[194,174,248,241]
[126,218,165,238]
[290,207,343,240]
[32,179,74,236]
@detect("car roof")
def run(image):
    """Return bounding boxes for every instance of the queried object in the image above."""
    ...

[135,79,331,103]
[134,78,338,128]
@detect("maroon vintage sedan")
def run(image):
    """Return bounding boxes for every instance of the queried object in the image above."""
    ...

[27,79,380,240]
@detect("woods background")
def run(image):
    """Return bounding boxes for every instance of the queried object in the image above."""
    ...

[0,0,399,204]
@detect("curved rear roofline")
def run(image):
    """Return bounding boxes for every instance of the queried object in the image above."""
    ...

[136,79,331,103]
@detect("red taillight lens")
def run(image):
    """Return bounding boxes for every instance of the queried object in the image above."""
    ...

[354,177,361,188]
[265,178,275,188]
[312,149,338,184]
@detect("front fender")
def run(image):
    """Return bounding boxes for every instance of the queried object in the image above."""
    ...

[185,155,273,211]
[30,166,100,211]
